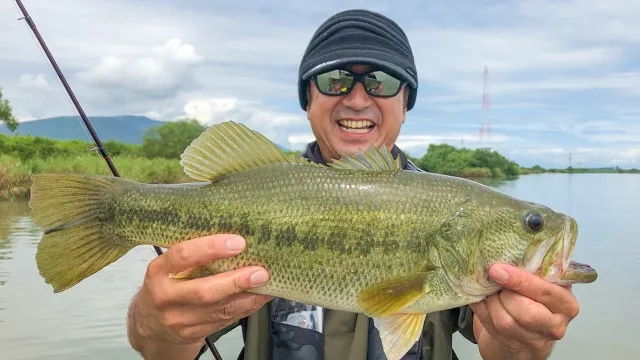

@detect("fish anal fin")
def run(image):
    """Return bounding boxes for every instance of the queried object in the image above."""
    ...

[373,313,427,360]
[328,144,402,172]
[357,272,431,317]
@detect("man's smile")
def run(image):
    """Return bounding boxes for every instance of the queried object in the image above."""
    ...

[337,119,376,134]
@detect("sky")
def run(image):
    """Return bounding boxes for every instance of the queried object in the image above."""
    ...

[1,0,639,169]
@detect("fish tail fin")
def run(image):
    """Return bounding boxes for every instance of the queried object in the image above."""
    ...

[29,173,136,293]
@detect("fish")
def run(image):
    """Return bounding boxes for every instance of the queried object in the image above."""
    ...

[28,120,597,360]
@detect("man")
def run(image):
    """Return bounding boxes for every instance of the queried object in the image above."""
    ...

[127,9,581,360]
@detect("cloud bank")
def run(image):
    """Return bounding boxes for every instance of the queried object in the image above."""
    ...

[1,0,638,168]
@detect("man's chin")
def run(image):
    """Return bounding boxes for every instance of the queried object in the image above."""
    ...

[335,126,378,149]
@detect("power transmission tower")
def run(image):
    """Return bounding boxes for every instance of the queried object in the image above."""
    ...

[479,66,492,143]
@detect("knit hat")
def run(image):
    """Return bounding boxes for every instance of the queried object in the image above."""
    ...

[298,9,418,111]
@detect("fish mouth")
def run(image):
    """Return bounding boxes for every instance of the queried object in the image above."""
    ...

[523,215,597,284]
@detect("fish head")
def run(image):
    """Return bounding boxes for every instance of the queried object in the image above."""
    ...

[475,198,597,286]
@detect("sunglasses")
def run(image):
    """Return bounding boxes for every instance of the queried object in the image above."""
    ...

[312,69,405,97]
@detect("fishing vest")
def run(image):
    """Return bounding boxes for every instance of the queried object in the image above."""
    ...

[197,142,477,360]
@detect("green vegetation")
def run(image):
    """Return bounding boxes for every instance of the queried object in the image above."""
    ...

[0,124,524,201]
[0,119,310,200]
[0,153,193,201]
[141,118,206,159]
[521,164,640,174]
[408,143,521,179]
[0,88,18,134]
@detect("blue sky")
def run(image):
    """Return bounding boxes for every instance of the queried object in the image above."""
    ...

[1,0,639,168]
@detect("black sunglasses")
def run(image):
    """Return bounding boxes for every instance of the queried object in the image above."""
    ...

[311,69,405,97]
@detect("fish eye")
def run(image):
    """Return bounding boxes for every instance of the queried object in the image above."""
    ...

[524,211,544,232]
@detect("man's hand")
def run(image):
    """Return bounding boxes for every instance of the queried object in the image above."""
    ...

[127,234,272,359]
[470,264,580,359]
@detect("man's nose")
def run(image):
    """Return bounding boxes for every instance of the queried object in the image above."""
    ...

[341,82,373,110]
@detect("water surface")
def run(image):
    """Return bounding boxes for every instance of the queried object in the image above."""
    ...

[0,173,637,359]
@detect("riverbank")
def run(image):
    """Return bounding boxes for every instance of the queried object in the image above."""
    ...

[0,154,193,201]
[4,154,639,201]
[0,153,514,201]
[1,127,530,200]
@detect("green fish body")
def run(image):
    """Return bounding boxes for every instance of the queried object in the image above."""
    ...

[29,121,597,360]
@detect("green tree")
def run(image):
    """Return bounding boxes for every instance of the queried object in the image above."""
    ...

[141,118,206,159]
[0,88,19,133]
[531,165,545,173]
[417,143,520,179]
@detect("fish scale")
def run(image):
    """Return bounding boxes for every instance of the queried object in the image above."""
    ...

[28,121,597,360]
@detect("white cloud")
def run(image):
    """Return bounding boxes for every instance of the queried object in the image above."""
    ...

[76,39,203,95]
[287,133,317,148]
[0,0,639,168]
[395,133,514,153]
[182,98,306,143]
[17,73,52,90]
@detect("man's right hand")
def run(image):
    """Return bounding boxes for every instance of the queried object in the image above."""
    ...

[127,234,272,358]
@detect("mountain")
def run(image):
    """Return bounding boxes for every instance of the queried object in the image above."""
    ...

[1,115,292,151]
[0,115,164,144]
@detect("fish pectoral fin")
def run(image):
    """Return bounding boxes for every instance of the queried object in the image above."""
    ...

[357,272,431,317]
[373,313,427,360]
[168,265,214,280]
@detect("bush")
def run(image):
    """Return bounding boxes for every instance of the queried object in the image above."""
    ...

[141,118,205,159]
[418,144,520,179]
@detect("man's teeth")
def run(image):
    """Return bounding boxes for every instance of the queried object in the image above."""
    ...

[338,120,374,133]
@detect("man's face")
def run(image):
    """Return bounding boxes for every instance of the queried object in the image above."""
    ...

[306,64,408,163]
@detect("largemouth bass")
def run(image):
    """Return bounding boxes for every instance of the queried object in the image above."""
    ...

[29,121,597,360]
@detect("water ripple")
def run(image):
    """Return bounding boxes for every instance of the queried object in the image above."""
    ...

[1,174,639,359]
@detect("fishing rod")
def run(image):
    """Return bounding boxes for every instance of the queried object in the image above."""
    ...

[13,1,223,359]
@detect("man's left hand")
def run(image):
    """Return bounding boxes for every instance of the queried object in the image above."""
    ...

[470,263,580,353]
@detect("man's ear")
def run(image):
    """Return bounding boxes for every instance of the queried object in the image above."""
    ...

[404,86,410,111]
[402,87,409,123]
[306,84,313,116]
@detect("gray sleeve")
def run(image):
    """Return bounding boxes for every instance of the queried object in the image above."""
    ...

[455,305,477,344]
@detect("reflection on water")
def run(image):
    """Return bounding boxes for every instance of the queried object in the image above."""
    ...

[0,174,638,359]
[0,200,157,360]
[0,201,31,319]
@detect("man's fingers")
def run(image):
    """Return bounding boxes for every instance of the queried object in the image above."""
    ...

[470,299,527,350]
[166,292,272,328]
[172,266,270,306]
[205,292,273,323]
[152,234,247,276]
[498,289,560,335]
[485,294,538,349]
[470,300,495,334]
[488,264,577,314]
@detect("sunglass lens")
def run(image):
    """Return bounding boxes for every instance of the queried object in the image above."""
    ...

[315,70,353,95]
[364,71,402,96]
[314,69,402,96]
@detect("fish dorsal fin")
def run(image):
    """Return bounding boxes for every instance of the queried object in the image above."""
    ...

[328,144,403,172]
[180,121,318,181]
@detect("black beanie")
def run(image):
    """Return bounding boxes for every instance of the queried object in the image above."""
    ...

[298,9,418,111]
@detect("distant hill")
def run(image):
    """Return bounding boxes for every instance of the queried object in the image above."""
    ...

[1,115,291,150]
[0,115,164,144]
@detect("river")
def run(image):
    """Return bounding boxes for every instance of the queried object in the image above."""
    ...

[0,173,637,359]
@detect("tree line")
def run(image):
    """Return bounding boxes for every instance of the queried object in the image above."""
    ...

[1,118,522,179]
[1,87,522,180]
